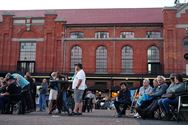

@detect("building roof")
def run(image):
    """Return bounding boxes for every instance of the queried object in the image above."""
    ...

[0,8,163,24]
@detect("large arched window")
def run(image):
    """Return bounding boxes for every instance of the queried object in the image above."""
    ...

[96,46,107,73]
[122,46,133,73]
[70,46,82,72]
[147,46,160,74]
[147,46,160,63]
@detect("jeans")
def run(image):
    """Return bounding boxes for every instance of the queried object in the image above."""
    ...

[114,101,130,115]
[0,96,9,112]
[22,85,34,111]
[61,91,70,114]
[39,94,46,111]
[158,98,178,114]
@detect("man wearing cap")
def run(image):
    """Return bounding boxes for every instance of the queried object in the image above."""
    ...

[0,75,21,113]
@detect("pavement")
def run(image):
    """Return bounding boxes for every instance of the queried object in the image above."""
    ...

[0,110,187,125]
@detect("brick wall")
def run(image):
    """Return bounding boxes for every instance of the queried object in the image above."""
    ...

[2,7,188,75]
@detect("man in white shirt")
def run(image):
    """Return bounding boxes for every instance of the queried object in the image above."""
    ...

[72,63,86,115]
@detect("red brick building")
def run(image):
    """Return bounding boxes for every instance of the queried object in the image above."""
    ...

[1,4,188,88]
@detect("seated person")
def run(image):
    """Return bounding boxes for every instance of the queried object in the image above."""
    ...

[134,78,154,118]
[136,78,153,108]
[158,74,184,120]
[0,78,7,94]
[114,82,131,118]
[0,75,21,113]
[0,77,4,88]
[137,75,168,119]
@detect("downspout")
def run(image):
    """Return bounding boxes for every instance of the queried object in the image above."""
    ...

[62,25,67,74]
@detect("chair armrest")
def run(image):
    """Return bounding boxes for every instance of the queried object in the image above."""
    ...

[175,92,188,97]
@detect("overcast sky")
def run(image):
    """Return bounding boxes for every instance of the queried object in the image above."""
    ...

[0,0,183,10]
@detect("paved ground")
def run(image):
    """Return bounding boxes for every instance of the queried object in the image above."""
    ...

[0,110,187,125]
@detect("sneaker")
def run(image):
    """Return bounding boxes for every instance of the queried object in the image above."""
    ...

[137,115,141,119]
[134,113,141,118]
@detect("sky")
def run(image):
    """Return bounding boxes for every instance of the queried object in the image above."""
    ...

[0,0,184,10]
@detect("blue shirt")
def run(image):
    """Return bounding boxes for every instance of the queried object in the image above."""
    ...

[139,86,153,96]
[12,73,29,89]
[40,83,48,94]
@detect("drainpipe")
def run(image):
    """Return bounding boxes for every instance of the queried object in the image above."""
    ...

[62,25,67,74]
[113,25,116,74]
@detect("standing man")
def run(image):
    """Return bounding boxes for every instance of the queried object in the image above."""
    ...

[39,79,48,112]
[72,63,87,115]
[25,72,36,111]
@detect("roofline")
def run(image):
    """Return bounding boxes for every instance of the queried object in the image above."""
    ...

[66,23,163,27]
[0,7,163,11]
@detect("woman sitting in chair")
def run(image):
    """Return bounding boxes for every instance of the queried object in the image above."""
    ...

[158,74,185,120]
[134,78,155,118]
[114,82,131,118]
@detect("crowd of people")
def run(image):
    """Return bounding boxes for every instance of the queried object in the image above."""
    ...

[114,74,187,120]
[0,63,187,121]
[0,72,36,114]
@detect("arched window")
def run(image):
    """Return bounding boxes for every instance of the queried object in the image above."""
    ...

[122,46,133,73]
[147,46,160,74]
[96,46,107,73]
[70,46,82,72]
[147,46,160,63]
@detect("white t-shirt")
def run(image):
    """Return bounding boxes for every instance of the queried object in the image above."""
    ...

[72,69,87,90]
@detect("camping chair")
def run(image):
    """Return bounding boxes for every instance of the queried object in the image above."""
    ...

[177,94,188,121]
[129,89,138,113]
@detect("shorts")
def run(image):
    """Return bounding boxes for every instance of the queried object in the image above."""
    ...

[49,89,58,100]
[74,89,84,103]
[92,98,96,104]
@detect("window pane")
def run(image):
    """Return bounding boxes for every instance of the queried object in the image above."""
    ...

[32,19,45,24]
[120,32,134,38]
[147,46,160,62]
[13,19,25,24]
[122,46,133,73]
[95,32,109,38]
[146,32,161,38]
[20,42,36,61]
[96,46,107,73]
[17,61,35,73]
[71,46,82,72]
[70,32,84,38]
